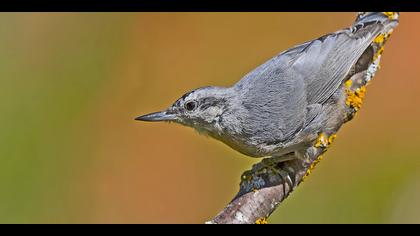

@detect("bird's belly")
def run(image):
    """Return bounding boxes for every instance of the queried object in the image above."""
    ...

[225,141,269,158]
[215,135,284,158]
[214,131,309,158]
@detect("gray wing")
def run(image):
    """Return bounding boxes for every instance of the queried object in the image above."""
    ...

[237,22,384,105]
[290,23,384,104]
[234,21,384,144]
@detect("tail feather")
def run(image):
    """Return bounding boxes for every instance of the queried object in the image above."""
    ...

[352,12,399,83]
[355,12,399,25]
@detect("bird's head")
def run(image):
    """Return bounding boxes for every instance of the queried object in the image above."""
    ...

[136,86,233,137]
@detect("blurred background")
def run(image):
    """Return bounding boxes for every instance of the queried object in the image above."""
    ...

[0,12,419,223]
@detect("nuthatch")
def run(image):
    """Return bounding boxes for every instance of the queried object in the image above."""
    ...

[136,12,399,162]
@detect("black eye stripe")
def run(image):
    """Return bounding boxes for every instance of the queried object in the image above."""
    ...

[200,97,227,110]
[199,103,211,110]
[174,90,227,112]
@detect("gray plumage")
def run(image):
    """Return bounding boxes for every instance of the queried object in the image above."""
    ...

[136,12,399,160]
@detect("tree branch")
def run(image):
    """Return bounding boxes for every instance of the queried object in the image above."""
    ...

[206,12,398,224]
[208,147,324,224]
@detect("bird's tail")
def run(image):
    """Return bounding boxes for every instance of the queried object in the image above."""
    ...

[355,12,399,23]
[354,12,399,47]
[353,12,399,82]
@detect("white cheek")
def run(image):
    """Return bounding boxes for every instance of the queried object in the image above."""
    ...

[205,107,222,122]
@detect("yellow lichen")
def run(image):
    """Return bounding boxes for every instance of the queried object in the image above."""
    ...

[383,12,396,20]
[345,79,353,89]
[374,47,385,61]
[314,133,329,148]
[255,217,268,224]
[373,34,385,44]
[346,86,367,111]
[373,30,393,61]
[328,134,337,145]
[302,155,324,182]
[305,132,337,182]
[314,132,337,148]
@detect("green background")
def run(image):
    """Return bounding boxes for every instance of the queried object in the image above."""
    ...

[1,13,419,223]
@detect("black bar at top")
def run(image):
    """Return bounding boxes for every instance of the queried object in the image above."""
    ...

[0,0,417,12]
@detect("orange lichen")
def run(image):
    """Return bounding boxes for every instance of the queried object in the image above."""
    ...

[255,217,268,224]
[346,86,367,111]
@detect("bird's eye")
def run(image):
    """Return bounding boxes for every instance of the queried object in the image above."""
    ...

[184,101,197,111]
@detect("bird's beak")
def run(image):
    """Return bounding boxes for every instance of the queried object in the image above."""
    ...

[135,110,177,122]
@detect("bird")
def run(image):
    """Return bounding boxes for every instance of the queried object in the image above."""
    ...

[136,12,399,162]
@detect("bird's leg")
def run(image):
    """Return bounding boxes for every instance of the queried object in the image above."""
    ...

[235,153,300,199]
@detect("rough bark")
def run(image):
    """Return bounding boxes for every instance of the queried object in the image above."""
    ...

[208,147,324,224]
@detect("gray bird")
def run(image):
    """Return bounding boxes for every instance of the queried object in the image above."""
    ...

[136,12,399,162]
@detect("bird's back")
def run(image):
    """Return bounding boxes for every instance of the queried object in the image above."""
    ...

[232,12,399,156]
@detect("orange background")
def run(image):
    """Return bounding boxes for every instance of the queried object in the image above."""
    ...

[1,13,419,223]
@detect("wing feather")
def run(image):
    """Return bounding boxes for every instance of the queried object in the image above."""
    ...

[234,18,387,144]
